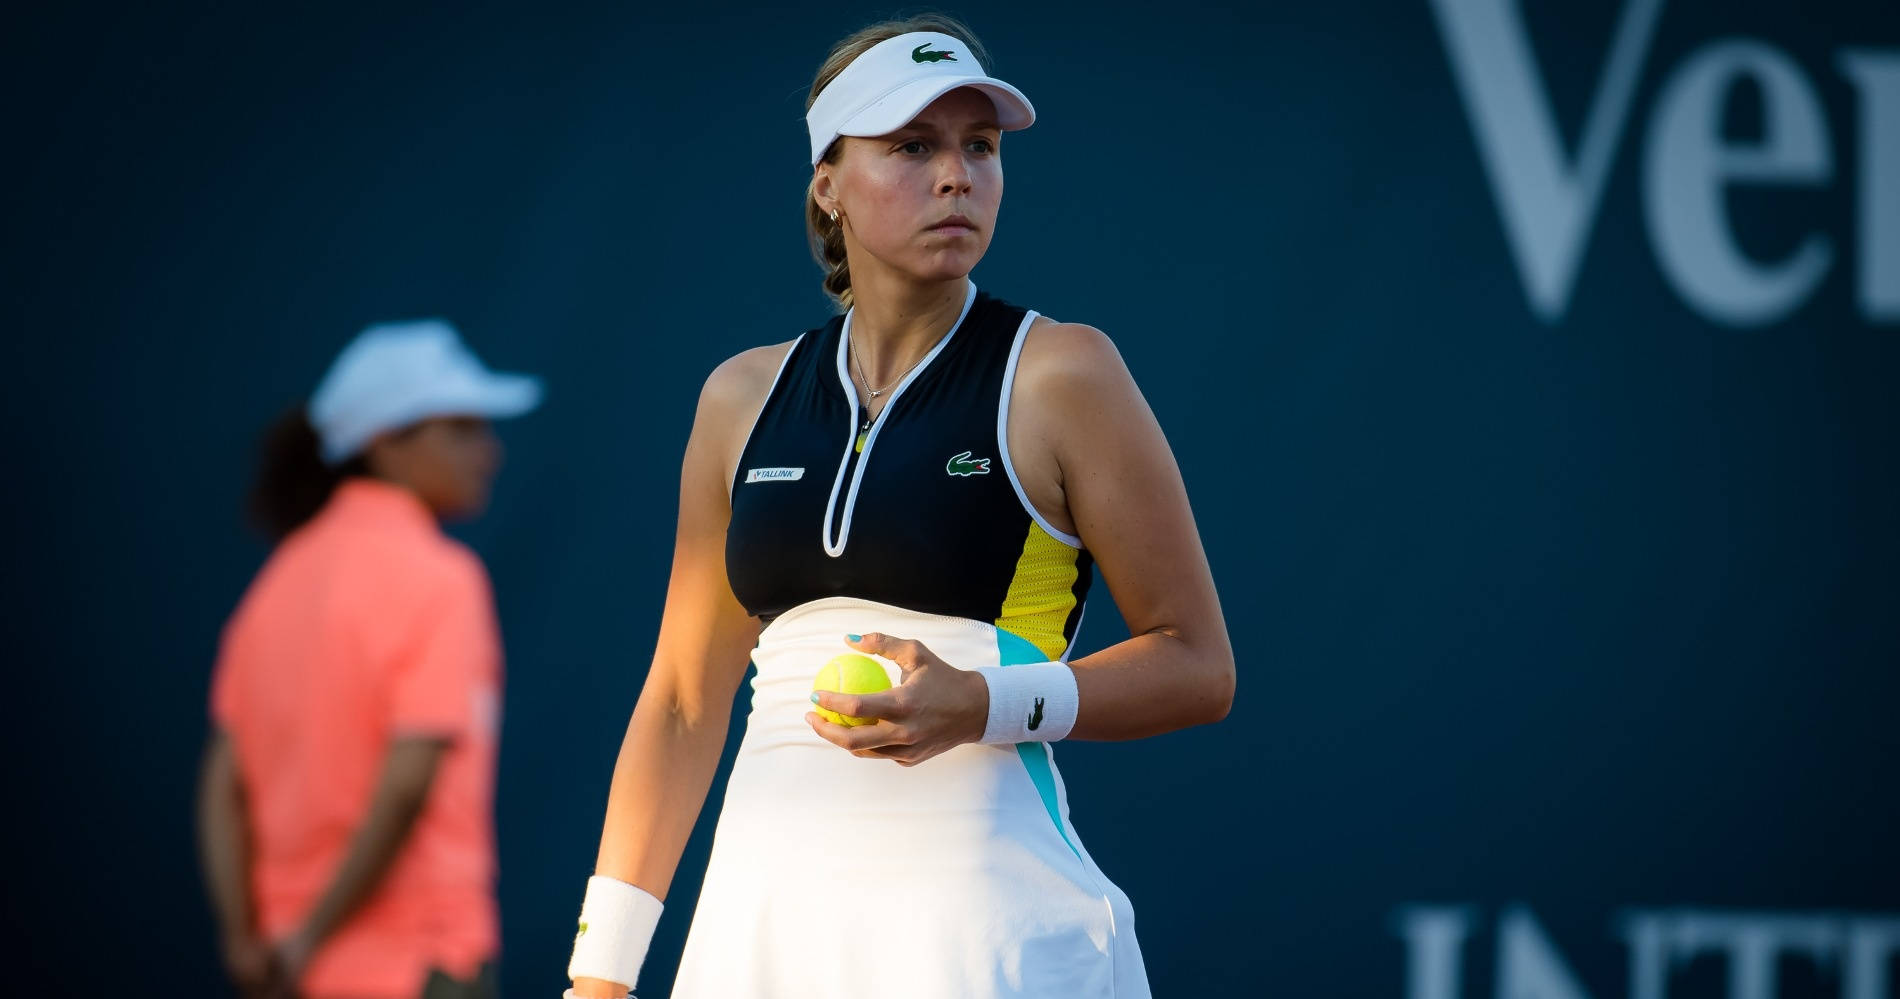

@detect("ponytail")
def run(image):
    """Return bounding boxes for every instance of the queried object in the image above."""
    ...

[247,406,366,541]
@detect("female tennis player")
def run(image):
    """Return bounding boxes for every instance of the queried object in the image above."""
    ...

[566,15,1233,999]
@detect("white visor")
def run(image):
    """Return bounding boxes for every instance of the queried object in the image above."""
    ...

[806,31,1035,166]
[307,318,544,465]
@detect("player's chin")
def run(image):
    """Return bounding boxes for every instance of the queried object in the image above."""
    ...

[908,245,988,278]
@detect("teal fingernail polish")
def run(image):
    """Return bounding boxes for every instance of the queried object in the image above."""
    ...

[810,692,820,703]
[846,633,862,642]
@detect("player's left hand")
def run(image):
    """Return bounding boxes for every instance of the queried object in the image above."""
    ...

[806,633,988,766]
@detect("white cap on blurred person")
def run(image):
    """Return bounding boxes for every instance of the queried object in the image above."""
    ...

[307,319,543,464]
[806,31,1035,166]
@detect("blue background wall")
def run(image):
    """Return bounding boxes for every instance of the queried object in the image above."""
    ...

[10,1,1896,995]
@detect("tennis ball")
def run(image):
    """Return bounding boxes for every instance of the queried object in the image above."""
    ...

[812,653,892,726]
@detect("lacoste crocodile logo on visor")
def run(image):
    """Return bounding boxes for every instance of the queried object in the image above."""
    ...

[912,43,958,63]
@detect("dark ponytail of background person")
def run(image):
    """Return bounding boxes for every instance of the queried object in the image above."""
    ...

[248,406,369,541]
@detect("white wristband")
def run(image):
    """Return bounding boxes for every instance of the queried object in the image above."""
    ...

[974,662,1078,743]
[567,875,662,989]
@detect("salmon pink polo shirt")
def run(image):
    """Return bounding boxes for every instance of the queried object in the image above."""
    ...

[210,477,502,998]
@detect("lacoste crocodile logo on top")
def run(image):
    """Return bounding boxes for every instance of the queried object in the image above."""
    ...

[946,451,991,476]
[912,43,958,63]
[1026,696,1045,731]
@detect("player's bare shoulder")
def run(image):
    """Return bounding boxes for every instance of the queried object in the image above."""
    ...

[1011,318,1137,440]
[1015,318,1129,395]
[1001,319,1133,536]
[700,341,798,420]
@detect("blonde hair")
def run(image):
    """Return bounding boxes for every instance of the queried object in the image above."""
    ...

[804,14,992,310]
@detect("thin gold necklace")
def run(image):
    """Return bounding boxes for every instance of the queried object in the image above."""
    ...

[848,334,929,452]
[848,332,926,403]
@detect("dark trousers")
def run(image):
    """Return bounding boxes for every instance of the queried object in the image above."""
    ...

[419,962,499,999]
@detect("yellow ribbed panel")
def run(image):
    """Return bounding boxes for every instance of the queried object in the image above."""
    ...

[995,521,1082,660]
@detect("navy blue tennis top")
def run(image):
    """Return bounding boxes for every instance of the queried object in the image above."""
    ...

[725,285,1094,660]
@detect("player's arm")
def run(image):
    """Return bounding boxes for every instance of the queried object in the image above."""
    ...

[1018,320,1235,739]
[196,730,273,996]
[571,346,780,999]
[807,322,1232,763]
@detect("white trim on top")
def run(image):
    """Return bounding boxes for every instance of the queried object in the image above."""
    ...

[822,281,979,557]
[728,333,806,502]
[997,311,1084,549]
[1060,601,1087,663]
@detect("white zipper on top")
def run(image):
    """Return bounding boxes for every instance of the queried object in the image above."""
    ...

[821,281,978,557]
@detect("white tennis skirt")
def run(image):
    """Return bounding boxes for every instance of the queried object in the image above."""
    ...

[670,596,1150,998]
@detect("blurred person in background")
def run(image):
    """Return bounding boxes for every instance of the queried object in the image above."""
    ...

[196,320,542,999]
